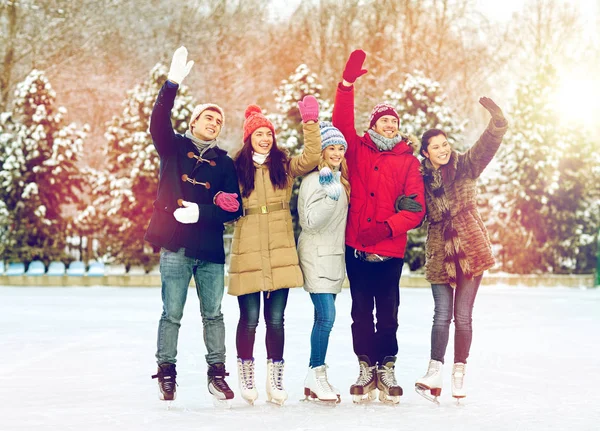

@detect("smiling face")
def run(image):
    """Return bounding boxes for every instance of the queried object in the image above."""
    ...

[191,109,223,141]
[423,133,451,169]
[250,127,274,154]
[372,115,399,139]
[322,144,346,168]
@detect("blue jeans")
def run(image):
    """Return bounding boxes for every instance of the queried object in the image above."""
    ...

[236,289,289,361]
[156,248,226,365]
[309,293,336,368]
[430,266,482,364]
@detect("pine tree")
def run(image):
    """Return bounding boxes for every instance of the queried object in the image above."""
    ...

[480,63,600,273]
[0,70,86,264]
[383,71,466,270]
[267,64,332,238]
[79,63,196,270]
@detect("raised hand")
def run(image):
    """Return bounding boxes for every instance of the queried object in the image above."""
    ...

[168,46,194,85]
[297,95,319,123]
[343,50,368,84]
[319,167,343,201]
[214,191,240,212]
[395,193,423,213]
[173,200,199,224]
[479,97,506,126]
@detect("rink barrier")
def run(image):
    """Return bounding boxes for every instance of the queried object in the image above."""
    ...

[0,273,594,288]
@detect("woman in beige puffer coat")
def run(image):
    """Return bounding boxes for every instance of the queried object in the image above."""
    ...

[228,96,321,406]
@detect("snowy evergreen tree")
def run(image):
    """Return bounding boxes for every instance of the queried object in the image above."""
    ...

[480,63,600,274]
[383,71,467,270]
[79,63,196,269]
[267,64,332,238]
[0,70,86,264]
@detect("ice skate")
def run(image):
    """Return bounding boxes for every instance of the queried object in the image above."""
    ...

[237,357,258,405]
[207,363,234,408]
[266,359,288,406]
[303,364,338,405]
[350,355,378,404]
[415,359,443,405]
[151,363,177,402]
[452,363,466,403]
[376,356,403,405]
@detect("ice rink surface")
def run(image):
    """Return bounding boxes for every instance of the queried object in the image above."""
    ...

[2,284,599,431]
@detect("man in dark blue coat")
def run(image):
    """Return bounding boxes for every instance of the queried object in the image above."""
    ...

[147,46,242,404]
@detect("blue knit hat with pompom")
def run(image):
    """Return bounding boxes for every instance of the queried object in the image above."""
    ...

[319,121,347,151]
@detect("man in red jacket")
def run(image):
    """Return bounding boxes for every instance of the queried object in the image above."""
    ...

[332,50,426,404]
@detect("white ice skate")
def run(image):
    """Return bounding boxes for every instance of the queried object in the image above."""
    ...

[415,359,443,405]
[350,356,378,404]
[237,358,258,405]
[266,359,288,406]
[303,365,338,405]
[452,363,466,404]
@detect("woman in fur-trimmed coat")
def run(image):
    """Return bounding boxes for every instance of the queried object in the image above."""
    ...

[414,97,508,403]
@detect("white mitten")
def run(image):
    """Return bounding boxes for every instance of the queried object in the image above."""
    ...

[173,200,199,224]
[167,46,194,85]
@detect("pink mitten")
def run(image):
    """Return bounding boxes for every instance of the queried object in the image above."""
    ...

[214,191,240,212]
[297,95,319,123]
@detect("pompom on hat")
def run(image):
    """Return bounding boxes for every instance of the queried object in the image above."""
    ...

[189,103,225,130]
[243,104,275,141]
[319,121,347,151]
[368,103,399,128]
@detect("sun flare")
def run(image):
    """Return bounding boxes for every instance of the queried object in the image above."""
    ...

[552,73,600,129]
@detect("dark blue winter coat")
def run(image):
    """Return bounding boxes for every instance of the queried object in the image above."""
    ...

[144,82,242,263]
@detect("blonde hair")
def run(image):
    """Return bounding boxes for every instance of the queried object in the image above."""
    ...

[318,154,350,200]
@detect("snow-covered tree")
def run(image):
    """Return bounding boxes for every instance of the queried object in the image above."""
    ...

[78,63,196,269]
[480,63,600,274]
[267,64,332,238]
[383,71,467,270]
[0,70,86,264]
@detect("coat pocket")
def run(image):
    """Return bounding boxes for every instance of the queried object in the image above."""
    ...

[316,245,345,281]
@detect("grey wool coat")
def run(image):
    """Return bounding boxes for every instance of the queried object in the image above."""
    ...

[297,170,349,294]
[422,118,508,287]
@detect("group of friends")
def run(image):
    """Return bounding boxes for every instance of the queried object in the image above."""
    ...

[146,47,508,406]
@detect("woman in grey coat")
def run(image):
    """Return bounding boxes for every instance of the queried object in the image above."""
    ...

[297,122,349,403]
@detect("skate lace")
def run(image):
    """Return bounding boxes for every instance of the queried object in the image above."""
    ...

[425,360,441,378]
[378,365,398,388]
[152,368,177,392]
[240,360,255,389]
[271,361,285,390]
[355,362,375,386]
[321,365,338,394]
[211,375,232,392]
[453,364,465,389]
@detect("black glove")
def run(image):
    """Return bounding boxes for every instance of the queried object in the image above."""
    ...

[479,97,506,127]
[395,193,423,213]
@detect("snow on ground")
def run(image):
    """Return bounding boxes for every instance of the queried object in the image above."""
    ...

[1,284,599,431]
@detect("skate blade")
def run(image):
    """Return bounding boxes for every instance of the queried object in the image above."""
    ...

[378,392,400,405]
[351,390,377,404]
[453,395,466,406]
[301,395,338,406]
[415,385,440,405]
[212,397,232,409]
[267,399,286,406]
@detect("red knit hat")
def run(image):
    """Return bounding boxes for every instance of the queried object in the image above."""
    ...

[243,104,275,142]
[369,103,399,128]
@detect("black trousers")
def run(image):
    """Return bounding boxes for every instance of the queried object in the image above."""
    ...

[345,245,404,365]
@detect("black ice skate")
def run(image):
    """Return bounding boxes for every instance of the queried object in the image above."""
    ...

[376,356,403,404]
[350,355,378,404]
[151,363,177,401]
[208,363,234,407]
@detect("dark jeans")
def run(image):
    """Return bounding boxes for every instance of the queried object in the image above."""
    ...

[156,248,226,365]
[309,293,337,368]
[345,245,403,365]
[236,288,289,361]
[430,263,482,364]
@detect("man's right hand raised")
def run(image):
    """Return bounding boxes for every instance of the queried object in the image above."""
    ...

[342,50,368,86]
[167,46,194,85]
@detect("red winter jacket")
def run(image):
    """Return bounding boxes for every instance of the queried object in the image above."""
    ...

[332,84,425,258]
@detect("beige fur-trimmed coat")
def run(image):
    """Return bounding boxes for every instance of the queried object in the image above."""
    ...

[422,119,508,287]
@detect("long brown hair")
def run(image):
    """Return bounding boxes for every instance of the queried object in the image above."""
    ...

[234,136,290,198]
[318,154,351,200]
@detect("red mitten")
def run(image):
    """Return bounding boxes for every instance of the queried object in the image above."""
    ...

[356,222,392,247]
[214,191,240,212]
[343,50,368,83]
